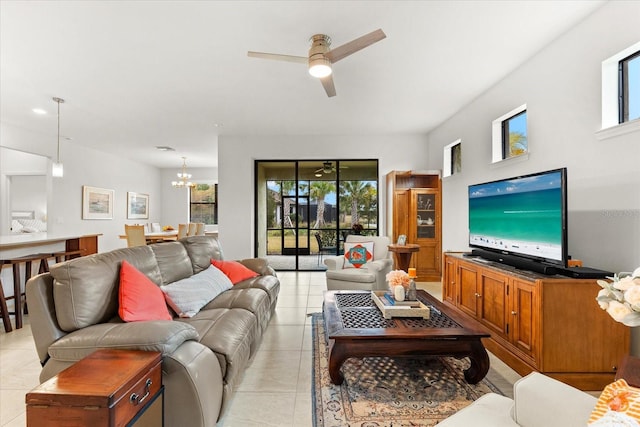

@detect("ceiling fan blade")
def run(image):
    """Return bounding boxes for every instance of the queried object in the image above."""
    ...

[324,29,386,63]
[247,51,307,64]
[320,75,336,97]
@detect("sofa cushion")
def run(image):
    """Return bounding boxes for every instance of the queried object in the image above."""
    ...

[48,321,199,361]
[161,265,233,317]
[203,288,271,336]
[212,259,259,284]
[233,274,280,307]
[181,235,225,274]
[179,308,256,387]
[119,260,172,322]
[436,393,517,427]
[150,241,194,284]
[51,246,163,332]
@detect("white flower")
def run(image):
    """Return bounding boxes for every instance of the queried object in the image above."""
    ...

[607,300,633,323]
[597,289,610,310]
[625,285,640,307]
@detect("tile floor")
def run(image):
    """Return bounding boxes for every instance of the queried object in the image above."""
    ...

[0,272,521,426]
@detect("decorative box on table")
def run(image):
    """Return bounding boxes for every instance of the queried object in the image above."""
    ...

[371,291,431,319]
[26,349,163,427]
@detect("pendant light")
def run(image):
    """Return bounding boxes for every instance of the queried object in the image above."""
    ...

[52,97,65,178]
[172,157,196,188]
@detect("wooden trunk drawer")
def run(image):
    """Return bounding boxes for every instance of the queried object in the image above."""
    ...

[26,349,163,427]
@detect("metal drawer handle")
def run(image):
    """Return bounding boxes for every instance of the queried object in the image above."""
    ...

[130,378,152,406]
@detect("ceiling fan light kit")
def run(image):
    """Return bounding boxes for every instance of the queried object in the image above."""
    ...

[308,34,332,78]
[248,29,386,97]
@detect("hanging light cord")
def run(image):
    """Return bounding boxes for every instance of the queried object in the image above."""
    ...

[53,97,64,163]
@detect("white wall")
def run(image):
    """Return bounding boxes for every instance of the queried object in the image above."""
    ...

[1,138,163,253]
[218,134,429,259]
[426,1,640,274]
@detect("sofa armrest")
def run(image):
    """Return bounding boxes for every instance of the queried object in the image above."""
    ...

[48,321,199,362]
[324,255,345,270]
[512,372,597,427]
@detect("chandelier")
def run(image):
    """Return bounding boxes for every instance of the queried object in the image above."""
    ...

[172,157,196,188]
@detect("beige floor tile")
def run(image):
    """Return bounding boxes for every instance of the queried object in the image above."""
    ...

[220,391,297,427]
[276,294,309,308]
[260,325,306,351]
[271,307,310,325]
[0,389,29,426]
[237,350,301,392]
[296,351,312,393]
[293,392,313,427]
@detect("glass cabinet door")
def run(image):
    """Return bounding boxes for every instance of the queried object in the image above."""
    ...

[415,192,436,239]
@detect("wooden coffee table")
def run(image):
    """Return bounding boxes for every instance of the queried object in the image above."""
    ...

[323,290,490,385]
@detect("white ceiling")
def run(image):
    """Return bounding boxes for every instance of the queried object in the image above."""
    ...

[0,1,605,168]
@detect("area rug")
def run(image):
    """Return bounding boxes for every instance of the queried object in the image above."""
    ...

[311,312,503,427]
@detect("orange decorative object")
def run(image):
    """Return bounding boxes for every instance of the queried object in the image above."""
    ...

[408,267,417,278]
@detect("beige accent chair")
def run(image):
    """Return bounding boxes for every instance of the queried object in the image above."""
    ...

[187,223,198,236]
[324,235,393,291]
[177,224,188,239]
[124,225,146,247]
[437,372,597,427]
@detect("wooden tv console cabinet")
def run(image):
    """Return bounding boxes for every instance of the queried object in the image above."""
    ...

[442,252,630,390]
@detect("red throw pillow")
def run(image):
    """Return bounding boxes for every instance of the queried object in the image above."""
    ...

[211,259,259,285]
[119,260,172,322]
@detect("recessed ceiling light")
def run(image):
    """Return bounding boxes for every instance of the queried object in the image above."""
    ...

[156,146,175,151]
[32,108,47,115]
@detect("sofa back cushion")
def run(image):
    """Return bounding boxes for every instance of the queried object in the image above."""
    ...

[51,246,162,332]
[181,235,225,274]
[150,241,194,284]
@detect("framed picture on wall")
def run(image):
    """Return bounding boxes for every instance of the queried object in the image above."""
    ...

[82,186,114,220]
[127,192,149,219]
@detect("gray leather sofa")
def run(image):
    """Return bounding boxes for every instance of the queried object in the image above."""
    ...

[26,235,280,426]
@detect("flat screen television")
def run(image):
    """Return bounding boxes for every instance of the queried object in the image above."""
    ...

[468,168,568,272]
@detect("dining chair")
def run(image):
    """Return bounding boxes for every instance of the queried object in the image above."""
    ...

[124,225,147,247]
[150,222,162,232]
[177,224,188,239]
[196,223,205,236]
[187,223,197,236]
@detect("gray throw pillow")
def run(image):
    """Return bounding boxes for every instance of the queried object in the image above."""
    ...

[161,265,233,317]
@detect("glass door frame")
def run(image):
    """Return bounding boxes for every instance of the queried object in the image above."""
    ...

[254,159,379,271]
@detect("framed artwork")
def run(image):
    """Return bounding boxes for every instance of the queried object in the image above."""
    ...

[82,186,114,220]
[127,192,149,219]
[397,234,407,246]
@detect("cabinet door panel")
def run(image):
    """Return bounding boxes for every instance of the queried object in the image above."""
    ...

[511,280,536,358]
[479,272,508,337]
[458,264,479,317]
[443,257,456,304]
[393,190,409,241]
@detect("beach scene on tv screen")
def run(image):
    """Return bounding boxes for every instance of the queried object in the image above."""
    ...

[469,171,563,261]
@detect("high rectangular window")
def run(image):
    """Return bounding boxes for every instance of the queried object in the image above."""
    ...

[620,51,640,123]
[502,110,528,159]
[492,104,527,163]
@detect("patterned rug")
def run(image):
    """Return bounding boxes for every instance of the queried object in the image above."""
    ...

[311,313,503,427]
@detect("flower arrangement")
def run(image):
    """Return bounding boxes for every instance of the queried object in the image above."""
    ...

[596,267,640,326]
[386,269,410,290]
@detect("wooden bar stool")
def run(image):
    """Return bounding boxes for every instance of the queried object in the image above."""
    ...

[0,253,51,330]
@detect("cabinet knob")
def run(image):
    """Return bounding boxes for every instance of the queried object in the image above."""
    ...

[475,293,482,298]
[511,311,517,315]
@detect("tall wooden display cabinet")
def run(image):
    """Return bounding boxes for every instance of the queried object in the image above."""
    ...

[386,171,442,281]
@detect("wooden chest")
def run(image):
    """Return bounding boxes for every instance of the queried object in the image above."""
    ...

[26,349,163,427]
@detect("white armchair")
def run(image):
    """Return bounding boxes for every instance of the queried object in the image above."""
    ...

[437,372,597,427]
[324,235,393,291]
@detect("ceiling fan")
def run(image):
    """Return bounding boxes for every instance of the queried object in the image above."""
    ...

[248,29,386,97]
[314,161,347,176]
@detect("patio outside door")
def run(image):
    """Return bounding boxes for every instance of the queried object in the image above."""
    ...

[255,160,378,271]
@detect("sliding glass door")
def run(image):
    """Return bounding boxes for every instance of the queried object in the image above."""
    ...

[255,160,378,271]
